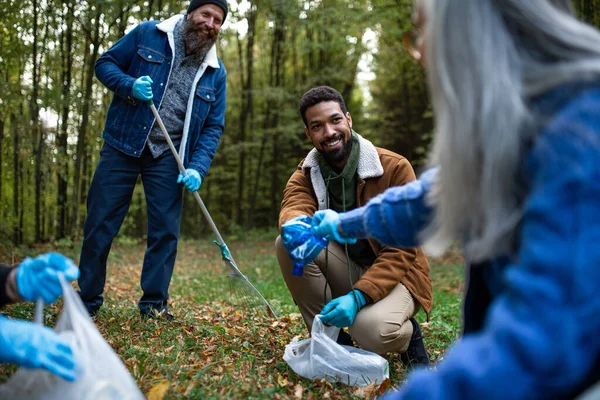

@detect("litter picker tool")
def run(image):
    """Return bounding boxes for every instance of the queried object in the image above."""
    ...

[148,100,277,318]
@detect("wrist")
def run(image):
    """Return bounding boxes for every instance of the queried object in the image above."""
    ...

[352,289,368,309]
[5,268,22,303]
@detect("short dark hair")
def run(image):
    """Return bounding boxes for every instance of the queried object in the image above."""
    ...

[298,86,348,127]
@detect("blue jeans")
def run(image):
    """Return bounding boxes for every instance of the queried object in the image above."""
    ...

[78,143,183,314]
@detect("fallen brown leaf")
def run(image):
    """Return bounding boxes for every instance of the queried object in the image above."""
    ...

[147,380,169,400]
[278,374,289,387]
[354,382,376,399]
[294,384,304,399]
[376,378,391,397]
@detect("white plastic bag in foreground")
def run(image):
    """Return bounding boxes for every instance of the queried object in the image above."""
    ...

[283,315,389,387]
[0,275,145,400]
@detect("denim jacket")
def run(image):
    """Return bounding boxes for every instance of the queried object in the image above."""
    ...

[340,84,600,399]
[95,15,227,177]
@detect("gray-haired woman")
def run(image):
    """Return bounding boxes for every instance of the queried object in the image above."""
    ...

[312,0,600,398]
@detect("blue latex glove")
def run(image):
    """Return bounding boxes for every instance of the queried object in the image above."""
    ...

[132,76,153,101]
[0,316,77,381]
[311,209,357,244]
[177,169,202,192]
[320,290,367,328]
[16,252,80,304]
[281,215,328,276]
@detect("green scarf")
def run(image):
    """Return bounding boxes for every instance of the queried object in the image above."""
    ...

[318,131,360,212]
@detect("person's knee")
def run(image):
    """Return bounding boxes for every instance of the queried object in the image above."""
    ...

[275,236,287,265]
[351,310,411,354]
[350,311,387,354]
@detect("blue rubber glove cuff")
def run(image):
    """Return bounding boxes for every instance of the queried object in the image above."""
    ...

[16,252,79,304]
[320,290,367,328]
[311,209,357,244]
[177,169,202,192]
[351,290,368,309]
[0,315,77,381]
[132,76,154,101]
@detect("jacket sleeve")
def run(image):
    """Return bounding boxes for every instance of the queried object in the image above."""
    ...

[354,245,424,303]
[353,159,433,302]
[0,265,15,308]
[278,166,318,231]
[187,69,227,177]
[383,95,600,400]
[339,167,438,247]
[94,23,142,98]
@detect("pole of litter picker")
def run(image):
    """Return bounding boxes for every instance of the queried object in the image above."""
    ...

[148,101,226,247]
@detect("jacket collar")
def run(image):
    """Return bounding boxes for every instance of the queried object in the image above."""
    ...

[301,132,384,179]
[301,132,384,210]
[156,14,220,69]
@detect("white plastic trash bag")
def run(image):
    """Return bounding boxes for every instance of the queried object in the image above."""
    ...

[0,275,145,400]
[283,315,389,387]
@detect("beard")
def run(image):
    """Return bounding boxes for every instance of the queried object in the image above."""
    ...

[318,134,353,166]
[183,17,219,57]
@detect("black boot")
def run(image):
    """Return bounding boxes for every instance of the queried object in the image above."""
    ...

[140,308,174,321]
[336,329,354,347]
[400,318,430,371]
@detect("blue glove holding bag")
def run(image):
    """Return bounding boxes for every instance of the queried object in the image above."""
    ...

[16,252,80,304]
[282,215,328,276]
[177,169,202,192]
[320,290,367,328]
[0,316,77,381]
[132,76,153,101]
[311,209,357,245]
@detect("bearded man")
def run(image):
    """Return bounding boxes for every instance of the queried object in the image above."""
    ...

[276,86,433,370]
[78,0,228,320]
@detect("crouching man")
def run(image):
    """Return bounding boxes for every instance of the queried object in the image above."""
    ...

[276,86,433,370]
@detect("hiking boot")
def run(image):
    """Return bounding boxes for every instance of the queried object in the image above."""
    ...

[336,330,354,347]
[400,318,430,371]
[140,309,174,321]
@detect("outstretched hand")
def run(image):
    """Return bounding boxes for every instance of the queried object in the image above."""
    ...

[311,210,357,244]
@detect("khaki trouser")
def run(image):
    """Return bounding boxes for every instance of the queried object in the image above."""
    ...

[276,236,418,354]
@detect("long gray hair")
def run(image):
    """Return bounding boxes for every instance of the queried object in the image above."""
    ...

[421,0,600,261]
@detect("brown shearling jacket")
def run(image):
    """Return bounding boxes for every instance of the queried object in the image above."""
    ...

[279,133,433,315]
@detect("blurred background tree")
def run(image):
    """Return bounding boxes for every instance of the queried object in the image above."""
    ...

[0,0,597,244]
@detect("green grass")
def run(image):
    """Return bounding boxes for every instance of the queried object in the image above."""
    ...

[0,232,463,399]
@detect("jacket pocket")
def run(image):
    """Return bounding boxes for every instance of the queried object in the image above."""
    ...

[135,47,165,76]
[192,87,216,122]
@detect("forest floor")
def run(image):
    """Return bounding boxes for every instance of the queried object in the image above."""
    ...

[0,230,464,399]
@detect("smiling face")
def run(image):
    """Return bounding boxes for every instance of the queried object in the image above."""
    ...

[184,4,224,55]
[304,101,353,171]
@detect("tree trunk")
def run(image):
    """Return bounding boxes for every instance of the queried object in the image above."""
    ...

[30,0,43,242]
[11,113,20,244]
[19,159,25,244]
[73,8,101,235]
[249,5,286,227]
[57,0,74,239]
[235,1,257,227]
[0,118,4,208]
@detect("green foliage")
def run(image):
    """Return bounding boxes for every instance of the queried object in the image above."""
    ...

[3,0,600,246]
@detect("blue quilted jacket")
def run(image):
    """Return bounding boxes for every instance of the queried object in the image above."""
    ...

[339,83,600,400]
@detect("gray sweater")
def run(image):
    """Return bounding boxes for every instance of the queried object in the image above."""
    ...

[147,19,207,158]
